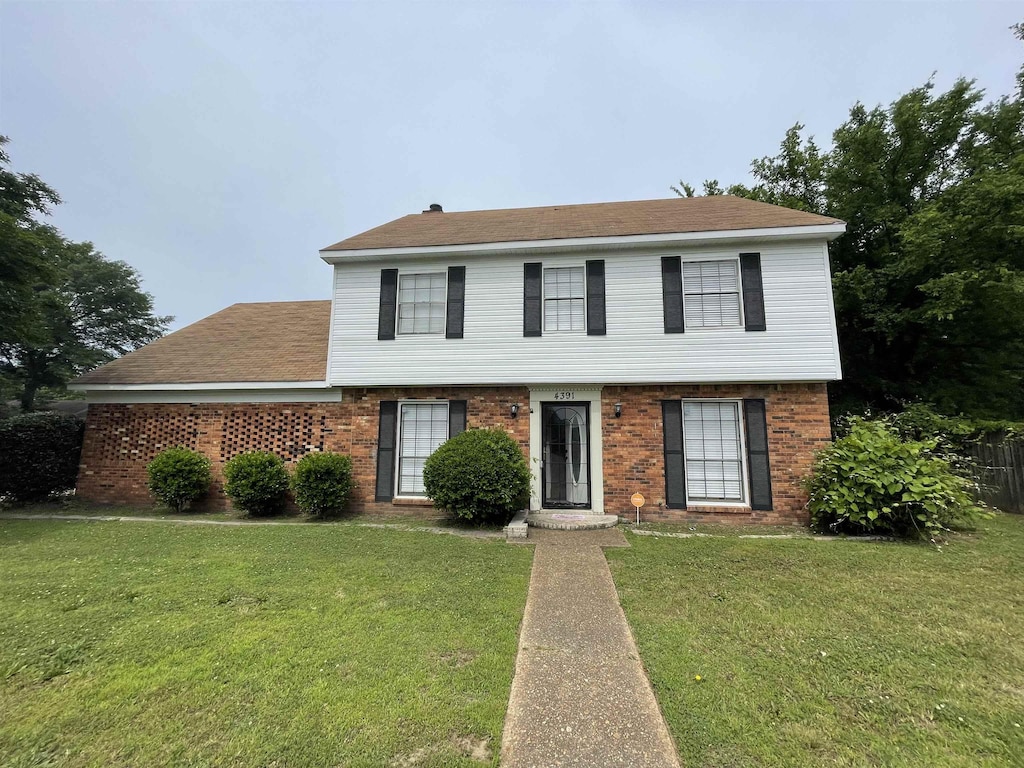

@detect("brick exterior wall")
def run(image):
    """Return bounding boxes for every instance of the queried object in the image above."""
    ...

[77,387,530,515]
[78,383,830,525]
[601,383,831,524]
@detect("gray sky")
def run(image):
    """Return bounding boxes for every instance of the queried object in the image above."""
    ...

[2,1,1020,330]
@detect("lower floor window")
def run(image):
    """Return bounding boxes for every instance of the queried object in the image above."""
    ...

[683,400,744,502]
[398,402,449,495]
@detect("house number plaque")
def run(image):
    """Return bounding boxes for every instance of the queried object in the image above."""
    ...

[553,391,576,400]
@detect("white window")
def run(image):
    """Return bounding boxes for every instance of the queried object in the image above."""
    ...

[544,266,585,332]
[683,400,745,503]
[397,402,449,495]
[398,273,446,334]
[682,260,741,328]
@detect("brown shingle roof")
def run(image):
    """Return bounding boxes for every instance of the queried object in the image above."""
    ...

[323,196,842,251]
[73,301,330,386]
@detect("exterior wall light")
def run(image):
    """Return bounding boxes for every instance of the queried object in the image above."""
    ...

[510,403,520,418]
[614,402,622,418]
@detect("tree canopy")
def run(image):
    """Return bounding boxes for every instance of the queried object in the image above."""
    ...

[675,26,1024,419]
[0,138,170,411]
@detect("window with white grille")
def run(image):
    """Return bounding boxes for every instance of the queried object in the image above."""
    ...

[683,400,745,503]
[398,273,446,334]
[682,260,742,328]
[543,267,585,332]
[397,402,449,495]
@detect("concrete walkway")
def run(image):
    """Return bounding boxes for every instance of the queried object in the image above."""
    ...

[502,528,681,768]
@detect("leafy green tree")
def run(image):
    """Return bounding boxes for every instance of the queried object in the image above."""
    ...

[0,138,171,411]
[0,136,60,350]
[674,27,1024,418]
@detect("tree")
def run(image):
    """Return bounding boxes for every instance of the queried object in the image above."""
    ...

[0,136,60,349]
[673,27,1024,419]
[0,139,171,411]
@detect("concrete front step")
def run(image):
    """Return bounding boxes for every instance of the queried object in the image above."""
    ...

[526,512,619,531]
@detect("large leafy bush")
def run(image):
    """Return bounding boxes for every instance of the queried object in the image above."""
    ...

[146,447,211,512]
[0,412,84,503]
[290,452,353,518]
[423,427,530,524]
[223,451,289,517]
[806,417,987,539]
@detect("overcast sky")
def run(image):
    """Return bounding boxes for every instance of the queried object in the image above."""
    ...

[2,1,1020,330]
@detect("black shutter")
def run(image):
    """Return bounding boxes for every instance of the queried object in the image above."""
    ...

[662,400,686,508]
[740,253,766,331]
[743,399,773,510]
[445,266,465,339]
[661,256,684,333]
[448,400,467,437]
[375,401,398,501]
[377,269,398,340]
[585,259,606,336]
[523,262,542,337]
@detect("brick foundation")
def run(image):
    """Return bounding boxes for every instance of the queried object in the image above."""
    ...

[78,383,830,525]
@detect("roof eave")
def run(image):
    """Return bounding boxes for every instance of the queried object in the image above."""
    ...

[67,380,331,392]
[320,222,847,263]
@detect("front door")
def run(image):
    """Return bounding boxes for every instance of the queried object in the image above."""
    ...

[541,403,591,508]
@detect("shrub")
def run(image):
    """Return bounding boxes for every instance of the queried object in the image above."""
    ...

[423,427,530,524]
[0,412,84,503]
[222,451,290,516]
[806,417,988,539]
[290,452,354,518]
[146,447,212,512]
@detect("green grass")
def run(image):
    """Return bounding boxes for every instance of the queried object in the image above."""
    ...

[0,520,533,767]
[2,501,503,532]
[607,514,1024,767]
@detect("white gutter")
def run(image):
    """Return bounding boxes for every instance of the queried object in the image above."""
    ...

[320,223,847,263]
[67,380,331,392]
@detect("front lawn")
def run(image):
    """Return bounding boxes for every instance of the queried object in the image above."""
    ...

[607,514,1024,767]
[0,520,533,767]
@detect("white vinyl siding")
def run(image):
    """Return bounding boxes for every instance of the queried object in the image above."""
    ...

[683,400,745,503]
[397,402,448,495]
[398,273,446,335]
[544,266,585,332]
[328,241,842,386]
[683,259,741,328]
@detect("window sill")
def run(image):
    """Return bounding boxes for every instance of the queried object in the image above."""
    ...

[392,497,434,507]
[684,503,752,515]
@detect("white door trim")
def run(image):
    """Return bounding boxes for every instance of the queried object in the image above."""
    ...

[528,386,604,514]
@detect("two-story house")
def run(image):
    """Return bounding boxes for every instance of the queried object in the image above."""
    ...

[72,196,845,524]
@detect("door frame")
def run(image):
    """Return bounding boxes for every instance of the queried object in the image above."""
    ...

[528,386,605,514]
[540,401,592,509]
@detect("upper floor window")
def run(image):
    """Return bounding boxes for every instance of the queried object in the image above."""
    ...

[544,266,585,332]
[682,260,742,328]
[398,272,446,335]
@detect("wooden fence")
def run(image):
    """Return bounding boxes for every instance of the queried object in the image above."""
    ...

[969,434,1024,514]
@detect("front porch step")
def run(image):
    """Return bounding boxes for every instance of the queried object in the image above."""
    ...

[526,512,619,531]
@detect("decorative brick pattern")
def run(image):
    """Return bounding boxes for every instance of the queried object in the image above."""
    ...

[601,383,831,525]
[87,406,199,464]
[221,409,326,462]
[77,383,829,525]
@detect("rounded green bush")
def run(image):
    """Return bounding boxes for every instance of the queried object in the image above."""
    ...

[0,412,84,503]
[146,447,211,513]
[290,452,354,518]
[423,427,530,524]
[806,417,988,539]
[222,451,289,517]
